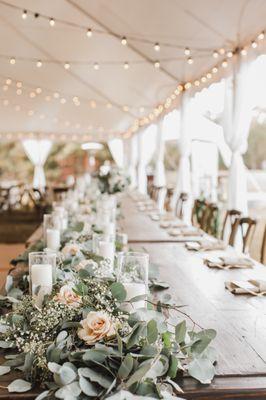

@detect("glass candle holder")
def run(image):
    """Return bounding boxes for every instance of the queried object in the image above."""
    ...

[43,214,61,251]
[29,252,55,307]
[116,252,149,312]
[92,233,115,270]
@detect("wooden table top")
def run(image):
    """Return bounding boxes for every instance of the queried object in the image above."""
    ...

[2,194,266,399]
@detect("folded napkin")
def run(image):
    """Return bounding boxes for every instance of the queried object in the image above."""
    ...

[168,228,203,237]
[160,221,171,229]
[185,240,226,252]
[225,280,266,296]
[205,256,254,269]
[149,214,160,221]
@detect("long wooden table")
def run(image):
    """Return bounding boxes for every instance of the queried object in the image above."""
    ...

[1,194,266,399]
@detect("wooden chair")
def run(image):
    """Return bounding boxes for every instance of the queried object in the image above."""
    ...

[221,209,242,241]
[261,225,266,265]
[151,186,164,202]
[191,199,207,227]
[229,217,257,254]
[201,203,219,236]
[164,187,174,212]
[175,192,188,219]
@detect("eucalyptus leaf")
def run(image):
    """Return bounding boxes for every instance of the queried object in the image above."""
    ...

[147,319,158,344]
[48,362,61,374]
[125,361,152,387]
[8,379,32,393]
[0,340,14,349]
[56,330,68,344]
[175,320,186,344]
[118,354,134,379]
[110,282,127,301]
[79,376,100,396]
[188,357,215,384]
[83,349,108,363]
[78,367,113,388]
[0,365,10,375]
[35,390,51,400]
[126,322,146,349]
[5,274,13,293]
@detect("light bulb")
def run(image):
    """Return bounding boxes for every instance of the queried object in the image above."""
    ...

[64,62,70,69]
[86,28,92,37]
[184,82,191,89]
[121,36,127,45]
[106,103,112,109]
[60,98,66,104]
[219,48,225,55]
[154,60,160,68]
[6,78,12,85]
[201,76,207,83]
[251,41,257,48]
[49,18,55,27]
[154,42,160,51]
[184,47,190,56]
[16,89,22,95]
[213,50,219,58]
[123,105,129,112]
[194,80,200,86]
[187,57,193,64]
[227,51,233,58]
[222,59,228,68]
[36,87,42,94]
[53,92,60,99]
[212,66,218,73]
[29,92,36,98]
[124,61,129,70]
[36,60,42,68]
[22,10,27,19]
[9,57,16,65]
[206,72,212,79]
[257,31,264,40]
[93,62,99,70]
[240,48,247,56]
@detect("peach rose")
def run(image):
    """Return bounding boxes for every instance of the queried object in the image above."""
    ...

[78,311,115,345]
[54,284,81,308]
[75,259,98,272]
[62,243,81,257]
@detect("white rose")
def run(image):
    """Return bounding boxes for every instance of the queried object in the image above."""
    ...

[78,311,115,345]
[54,284,81,308]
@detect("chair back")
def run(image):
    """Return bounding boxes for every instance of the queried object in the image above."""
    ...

[164,187,174,212]
[221,209,242,241]
[229,217,257,254]
[175,192,188,219]
[201,203,219,236]
[191,199,207,227]
[261,225,266,265]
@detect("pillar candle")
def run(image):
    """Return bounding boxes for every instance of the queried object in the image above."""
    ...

[122,283,146,312]
[31,263,53,307]
[98,241,115,267]
[46,228,60,251]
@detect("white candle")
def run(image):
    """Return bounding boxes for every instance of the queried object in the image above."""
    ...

[61,217,68,230]
[54,206,65,218]
[102,222,115,236]
[46,228,60,251]
[31,263,53,307]
[122,283,146,312]
[98,241,115,267]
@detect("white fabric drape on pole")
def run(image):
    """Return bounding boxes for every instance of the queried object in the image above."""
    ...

[128,135,138,188]
[153,119,166,187]
[173,92,191,205]
[137,125,157,194]
[222,56,253,214]
[108,138,124,167]
[22,139,52,190]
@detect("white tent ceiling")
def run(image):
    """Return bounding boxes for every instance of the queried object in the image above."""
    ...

[0,0,265,142]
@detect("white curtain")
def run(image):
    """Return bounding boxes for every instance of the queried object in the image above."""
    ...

[22,139,52,190]
[173,92,191,204]
[128,135,138,188]
[108,138,124,167]
[222,56,253,214]
[153,119,166,187]
[137,125,157,194]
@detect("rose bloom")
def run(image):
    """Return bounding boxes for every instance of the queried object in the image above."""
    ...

[54,284,81,308]
[78,311,115,345]
[62,243,81,257]
[75,259,98,272]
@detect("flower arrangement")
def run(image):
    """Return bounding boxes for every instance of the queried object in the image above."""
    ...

[96,166,131,195]
[0,203,217,399]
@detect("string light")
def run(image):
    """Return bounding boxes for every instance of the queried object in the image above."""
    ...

[64,62,70,69]
[123,105,129,112]
[121,36,127,45]
[194,80,200,86]
[154,42,160,51]
[251,41,258,48]
[154,60,160,68]
[187,57,194,65]
[213,50,219,58]
[53,92,60,99]
[60,98,66,104]
[36,87,42,94]
[184,47,190,56]
[93,62,99,70]
[6,78,12,85]
[9,57,16,65]
[212,66,218,74]
[86,28,92,37]
[36,60,42,68]
[22,10,27,19]
[219,48,225,55]
[123,61,129,70]
[29,91,36,98]
[49,18,55,27]
[16,89,22,95]
[257,31,265,40]
[222,59,228,68]
[227,50,233,58]
[240,48,247,56]
[106,103,112,109]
